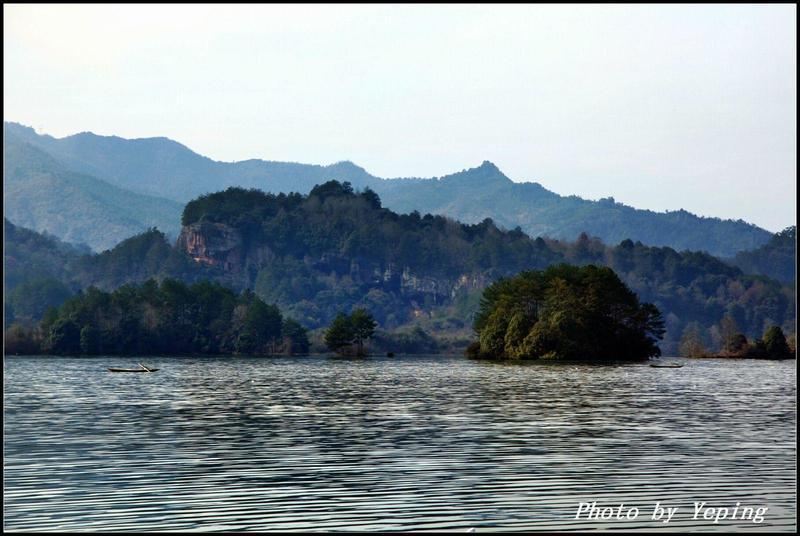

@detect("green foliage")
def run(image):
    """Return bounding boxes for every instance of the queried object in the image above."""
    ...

[7,278,73,326]
[236,296,283,354]
[589,237,795,355]
[181,185,793,353]
[733,226,796,284]
[324,313,355,353]
[282,318,310,355]
[183,182,561,281]
[72,228,216,290]
[80,324,100,354]
[701,324,795,360]
[371,326,439,354]
[44,317,81,355]
[183,182,562,331]
[720,314,743,354]
[763,326,792,359]
[324,309,377,356]
[181,187,292,227]
[350,308,377,355]
[470,264,665,362]
[9,279,306,356]
[310,180,354,201]
[5,182,796,358]
[4,219,82,326]
[4,222,223,328]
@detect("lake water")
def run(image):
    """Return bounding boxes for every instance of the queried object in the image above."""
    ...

[3,355,796,532]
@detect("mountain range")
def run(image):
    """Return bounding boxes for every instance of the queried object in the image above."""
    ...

[4,132,183,251]
[5,184,794,356]
[4,121,775,257]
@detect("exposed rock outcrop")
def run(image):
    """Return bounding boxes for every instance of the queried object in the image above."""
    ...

[177,222,492,303]
[177,222,243,271]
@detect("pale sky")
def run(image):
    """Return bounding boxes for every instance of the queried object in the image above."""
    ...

[4,4,796,231]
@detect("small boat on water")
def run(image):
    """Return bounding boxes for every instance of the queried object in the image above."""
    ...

[108,363,158,373]
[650,363,684,368]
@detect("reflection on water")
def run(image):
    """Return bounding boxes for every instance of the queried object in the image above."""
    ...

[3,355,796,531]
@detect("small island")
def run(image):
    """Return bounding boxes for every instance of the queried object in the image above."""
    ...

[466,264,665,362]
[679,322,794,360]
[324,308,378,356]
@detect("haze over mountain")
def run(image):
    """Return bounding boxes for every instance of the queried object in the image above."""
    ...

[5,121,774,257]
[4,131,183,251]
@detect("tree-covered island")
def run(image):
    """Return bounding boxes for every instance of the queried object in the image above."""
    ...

[467,264,665,362]
[324,308,378,356]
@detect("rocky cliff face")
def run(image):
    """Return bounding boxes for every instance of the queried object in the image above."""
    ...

[177,222,244,270]
[177,222,490,301]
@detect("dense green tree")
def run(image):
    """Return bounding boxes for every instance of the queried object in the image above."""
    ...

[350,308,377,356]
[360,187,382,210]
[469,264,664,362]
[763,326,793,359]
[322,309,378,355]
[6,279,305,356]
[371,326,439,354]
[79,324,100,354]
[325,313,355,354]
[7,278,73,325]
[44,317,81,354]
[236,299,283,354]
[282,318,310,355]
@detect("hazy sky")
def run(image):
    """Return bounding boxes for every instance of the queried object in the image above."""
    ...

[4,4,796,231]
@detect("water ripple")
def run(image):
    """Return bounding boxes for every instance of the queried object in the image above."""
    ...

[4,356,796,531]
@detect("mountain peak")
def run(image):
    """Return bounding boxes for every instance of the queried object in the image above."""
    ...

[5,121,45,142]
[329,160,367,173]
[439,160,511,186]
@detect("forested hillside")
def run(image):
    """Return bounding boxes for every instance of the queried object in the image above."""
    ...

[178,183,795,354]
[731,226,796,284]
[4,219,83,326]
[4,184,794,355]
[377,162,773,258]
[4,130,183,250]
[4,221,216,327]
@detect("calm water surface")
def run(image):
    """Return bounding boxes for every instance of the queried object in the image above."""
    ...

[4,355,796,532]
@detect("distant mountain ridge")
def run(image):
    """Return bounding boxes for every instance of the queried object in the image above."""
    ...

[731,226,796,284]
[4,121,775,257]
[4,129,183,251]
[5,122,376,201]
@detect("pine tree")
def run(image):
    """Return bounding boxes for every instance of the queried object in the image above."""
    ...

[350,308,377,356]
[325,313,354,354]
[763,326,792,359]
